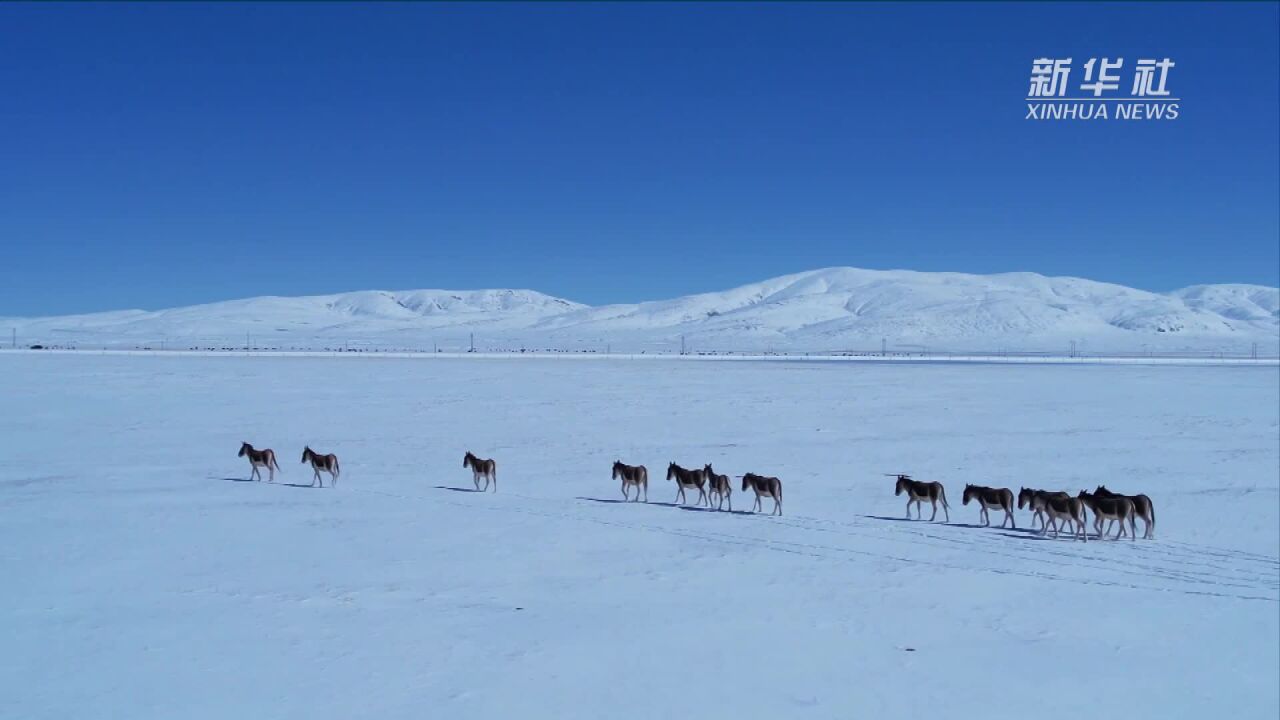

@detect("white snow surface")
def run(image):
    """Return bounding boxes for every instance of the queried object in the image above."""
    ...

[4,267,1277,353]
[1,353,1277,719]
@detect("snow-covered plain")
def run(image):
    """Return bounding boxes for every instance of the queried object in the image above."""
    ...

[1,354,1277,719]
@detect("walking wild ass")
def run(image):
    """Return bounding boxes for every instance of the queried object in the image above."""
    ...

[667,462,708,506]
[892,474,949,522]
[612,460,648,502]
[1017,487,1072,534]
[1077,490,1136,541]
[1042,493,1088,542]
[301,446,340,488]
[1094,485,1155,539]
[742,472,783,515]
[463,452,497,492]
[238,442,280,482]
[962,484,1016,528]
[704,464,732,511]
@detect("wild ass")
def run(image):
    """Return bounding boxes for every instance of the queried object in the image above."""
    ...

[962,484,1016,528]
[301,446,340,488]
[463,452,497,492]
[1094,485,1155,539]
[704,464,732,511]
[238,442,280,482]
[612,460,648,502]
[892,474,949,522]
[1077,490,1136,541]
[1017,487,1072,533]
[742,472,783,515]
[667,462,708,506]
[1041,493,1088,541]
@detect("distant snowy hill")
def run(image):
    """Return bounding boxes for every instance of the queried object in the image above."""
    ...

[4,268,1277,353]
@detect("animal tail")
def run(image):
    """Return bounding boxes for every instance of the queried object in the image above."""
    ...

[334,456,340,476]
[1148,497,1155,536]
[271,452,281,472]
[939,484,949,508]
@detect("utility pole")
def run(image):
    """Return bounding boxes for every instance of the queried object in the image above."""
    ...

[246,332,251,351]
[680,334,686,355]
[1070,340,1077,359]
[469,333,475,353]
[11,328,15,349]
[1253,342,1258,360]
[881,337,886,357]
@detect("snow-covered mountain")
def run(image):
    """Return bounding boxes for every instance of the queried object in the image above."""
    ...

[4,268,1277,353]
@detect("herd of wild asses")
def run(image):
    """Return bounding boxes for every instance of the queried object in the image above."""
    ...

[236,444,1155,541]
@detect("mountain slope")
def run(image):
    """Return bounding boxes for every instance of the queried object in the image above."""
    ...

[4,268,1277,353]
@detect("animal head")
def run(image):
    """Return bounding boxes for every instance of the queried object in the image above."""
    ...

[962,484,976,505]
[666,462,678,481]
[238,442,251,457]
[704,463,715,476]
[301,446,312,463]
[611,460,622,479]
[463,451,474,468]
[894,474,912,496]
[1017,487,1032,509]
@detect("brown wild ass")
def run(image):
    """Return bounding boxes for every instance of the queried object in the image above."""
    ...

[301,446,340,488]
[612,460,648,502]
[238,442,280,482]
[667,462,708,506]
[742,472,783,515]
[1041,493,1088,541]
[1094,485,1155,539]
[1077,490,1136,541]
[962,484,1016,528]
[892,474,949,522]
[1017,487,1072,534]
[704,464,732,511]
[463,452,497,492]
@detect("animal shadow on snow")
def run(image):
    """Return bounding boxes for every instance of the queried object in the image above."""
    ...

[577,496,752,515]
[215,476,319,489]
[949,522,1041,535]
[863,514,945,524]
[434,485,483,493]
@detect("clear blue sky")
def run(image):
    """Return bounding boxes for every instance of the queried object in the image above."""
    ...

[2,2,1277,316]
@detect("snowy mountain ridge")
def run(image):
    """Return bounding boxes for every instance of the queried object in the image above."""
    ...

[4,267,1277,353]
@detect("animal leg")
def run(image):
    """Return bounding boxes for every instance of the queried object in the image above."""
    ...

[774,497,782,516]
[929,499,938,522]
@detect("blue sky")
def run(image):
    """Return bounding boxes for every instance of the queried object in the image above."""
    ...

[1,2,1277,316]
